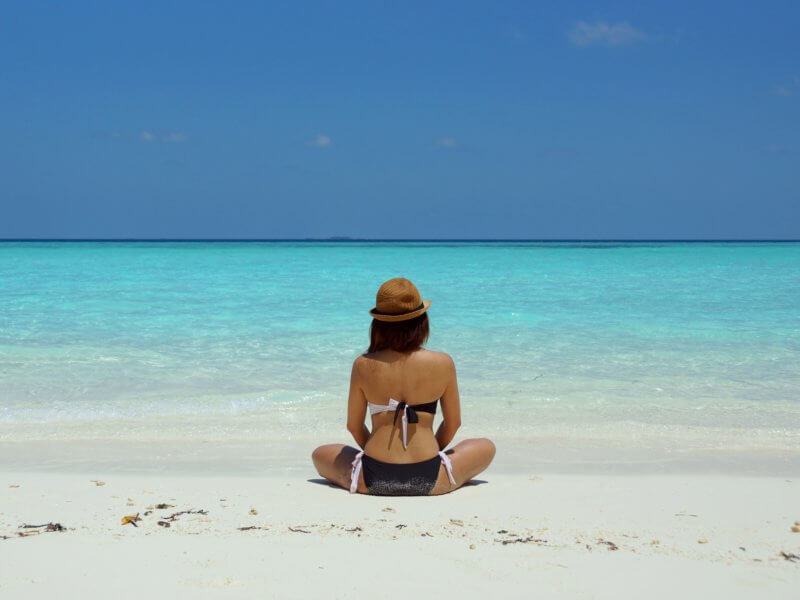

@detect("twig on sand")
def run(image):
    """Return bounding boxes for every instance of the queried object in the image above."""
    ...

[345,527,362,533]
[780,551,800,562]
[16,522,67,537]
[238,526,269,531]
[19,523,65,531]
[288,526,310,534]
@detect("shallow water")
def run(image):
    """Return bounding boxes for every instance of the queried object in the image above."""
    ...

[1,241,799,465]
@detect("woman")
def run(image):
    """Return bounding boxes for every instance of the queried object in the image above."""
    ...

[312,277,496,495]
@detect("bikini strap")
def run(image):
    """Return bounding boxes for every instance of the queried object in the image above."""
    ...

[349,450,364,494]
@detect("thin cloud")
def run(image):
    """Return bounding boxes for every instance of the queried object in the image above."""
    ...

[306,134,331,148]
[771,77,798,97]
[139,130,186,143]
[435,136,459,149]
[568,21,648,47]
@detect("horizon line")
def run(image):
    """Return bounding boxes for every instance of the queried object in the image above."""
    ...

[1,238,799,243]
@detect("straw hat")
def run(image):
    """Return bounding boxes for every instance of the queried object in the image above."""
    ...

[369,278,432,322]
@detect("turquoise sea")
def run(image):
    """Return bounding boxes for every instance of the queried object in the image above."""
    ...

[1,241,799,471]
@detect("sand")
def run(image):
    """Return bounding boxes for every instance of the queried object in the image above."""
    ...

[2,470,799,599]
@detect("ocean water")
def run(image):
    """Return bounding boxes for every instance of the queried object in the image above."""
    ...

[1,241,799,469]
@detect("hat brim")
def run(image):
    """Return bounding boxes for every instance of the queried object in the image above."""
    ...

[369,299,432,322]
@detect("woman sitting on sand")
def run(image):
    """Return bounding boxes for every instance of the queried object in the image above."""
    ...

[312,278,495,495]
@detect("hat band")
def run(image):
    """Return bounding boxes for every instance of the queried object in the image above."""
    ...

[371,302,424,317]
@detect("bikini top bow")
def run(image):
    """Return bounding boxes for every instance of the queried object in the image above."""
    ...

[367,398,418,449]
[392,400,418,449]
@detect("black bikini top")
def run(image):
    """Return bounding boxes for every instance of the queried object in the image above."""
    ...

[367,398,438,425]
[393,399,437,422]
[401,399,438,416]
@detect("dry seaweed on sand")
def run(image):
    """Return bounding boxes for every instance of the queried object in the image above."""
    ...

[16,522,67,536]
[155,503,174,510]
[238,525,269,531]
[779,551,800,562]
[157,521,171,528]
[161,509,208,522]
[495,536,548,546]
[345,527,362,533]
[597,539,619,551]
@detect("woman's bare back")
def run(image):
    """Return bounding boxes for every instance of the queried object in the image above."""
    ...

[353,349,459,463]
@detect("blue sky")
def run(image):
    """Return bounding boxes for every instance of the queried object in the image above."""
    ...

[1,1,798,239]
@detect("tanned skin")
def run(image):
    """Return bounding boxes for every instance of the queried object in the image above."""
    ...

[312,348,495,494]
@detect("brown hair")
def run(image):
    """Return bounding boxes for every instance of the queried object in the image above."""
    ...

[367,313,429,353]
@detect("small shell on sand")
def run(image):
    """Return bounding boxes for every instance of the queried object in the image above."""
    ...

[791,525,800,533]
[469,544,476,550]
[249,508,258,516]
[697,538,709,544]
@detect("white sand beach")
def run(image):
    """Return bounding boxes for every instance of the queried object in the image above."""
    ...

[2,467,798,599]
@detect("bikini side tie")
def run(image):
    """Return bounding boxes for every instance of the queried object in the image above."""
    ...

[349,450,365,494]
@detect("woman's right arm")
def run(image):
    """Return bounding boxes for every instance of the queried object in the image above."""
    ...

[436,355,461,450]
[346,358,370,449]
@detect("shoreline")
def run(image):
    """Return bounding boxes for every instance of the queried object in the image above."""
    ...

[2,437,799,477]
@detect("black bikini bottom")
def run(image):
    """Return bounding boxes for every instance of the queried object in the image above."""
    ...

[361,454,441,496]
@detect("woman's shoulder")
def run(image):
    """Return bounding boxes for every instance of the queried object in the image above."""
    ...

[417,348,453,362]
[410,349,455,372]
[354,349,454,369]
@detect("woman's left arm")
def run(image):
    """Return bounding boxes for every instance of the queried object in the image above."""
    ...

[346,358,370,449]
